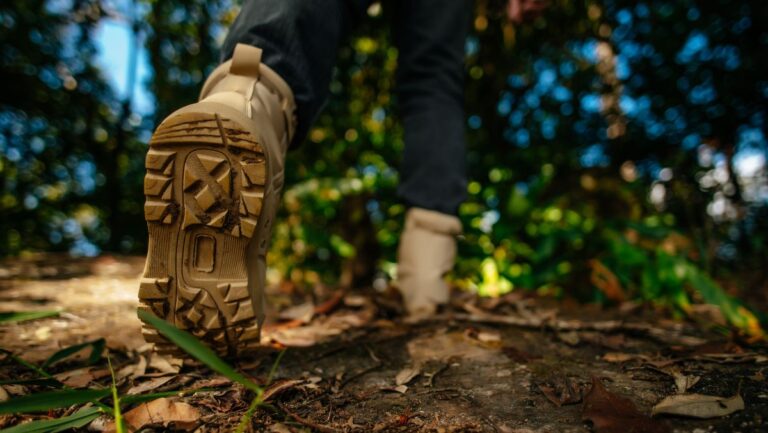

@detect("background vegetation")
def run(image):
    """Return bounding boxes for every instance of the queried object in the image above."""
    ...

[1,0,766,334]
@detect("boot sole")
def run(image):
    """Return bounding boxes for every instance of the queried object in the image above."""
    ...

[139,102,274,356]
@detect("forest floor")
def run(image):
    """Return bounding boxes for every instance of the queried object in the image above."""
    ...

[0,254,766,432]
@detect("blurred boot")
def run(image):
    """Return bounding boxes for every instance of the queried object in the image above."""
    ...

[397,208,462,318]
[139,43,296,356]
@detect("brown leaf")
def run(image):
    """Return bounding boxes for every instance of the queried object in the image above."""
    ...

[582,377,670,433]
[601,352,651,363]
[116,397,200,431]
[148,353,182,374]
[126,376,175,395]
[53,367,110,388]
[651,393,744,418]
[589,260,626,302]
[278,302,315,324]
[395,367,420,386]
[537,377,584,407]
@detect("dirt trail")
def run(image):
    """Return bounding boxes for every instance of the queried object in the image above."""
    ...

[0,255,766,432]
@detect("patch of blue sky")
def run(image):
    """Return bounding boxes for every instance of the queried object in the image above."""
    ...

[541,118,557,140]
[580,144,609,167]
[552,86,572,102]
[94,19,154,114]
[536,68,557,92]
[497,93,513,116]
[616,9,633,25]
[634,3,650,18]
[688,82,717,105]
[559,60,576,78]
[508,111,524,128]
[507,74,527,88]
[74,160,97,194]
[676,31,708,64]
[580,93,601,113]
[515,129,530,148]
[682,133,700,150]
[465,36,479,57]
[615,55,630,80]
[619,94,637,115]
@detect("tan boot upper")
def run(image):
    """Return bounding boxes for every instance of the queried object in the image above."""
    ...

[397,208,462,318]
[199,44,297,151]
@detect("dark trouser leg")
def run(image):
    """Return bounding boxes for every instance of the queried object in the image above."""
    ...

[393,0,471,216]
[221,0,371,147]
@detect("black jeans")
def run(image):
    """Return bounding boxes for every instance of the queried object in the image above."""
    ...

[222,0,471,215]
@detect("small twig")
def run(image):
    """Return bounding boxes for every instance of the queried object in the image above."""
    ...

[279,402,342,433]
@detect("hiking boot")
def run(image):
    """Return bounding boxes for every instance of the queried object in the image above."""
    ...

[138,44,296,356]
[396,208,462,319]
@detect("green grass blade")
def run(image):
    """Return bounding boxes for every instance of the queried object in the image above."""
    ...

[266,350,286,385]
[137,310,261,392]
[0,389,110,414]
[42,339,105,369]
[0,407,102,433]
[0,311,59,324]
[234,397,261,433]
[107,355,125,433]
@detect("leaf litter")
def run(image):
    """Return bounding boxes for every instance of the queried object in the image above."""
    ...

[1,255,767,432]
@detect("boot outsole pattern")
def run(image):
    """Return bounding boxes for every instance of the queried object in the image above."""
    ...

[139,110,266,356]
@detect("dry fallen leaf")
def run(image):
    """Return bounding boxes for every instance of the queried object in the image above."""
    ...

[0,386,9,402]
[110,397,200,431]
[278,302,315,323]
[671,371,700,394]
[148,353,182,374]
[395,367,420,386]
[601,352,651,363]
[116,355,147,381]
[126,376,175,395]
[651,393,744,418]
[54,367,110,388]
[393,385,408,394]
[558,331,581,346]
[582,377,670,433]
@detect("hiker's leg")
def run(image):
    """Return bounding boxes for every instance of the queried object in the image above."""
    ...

[393,0,471,215]
[392,0,472,317]
[222,0,371,146]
